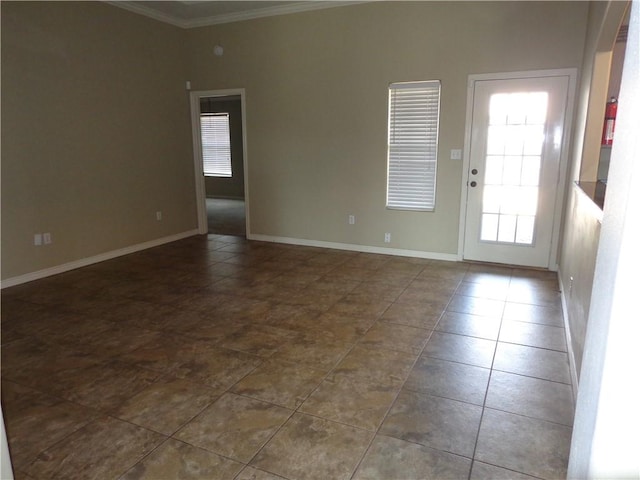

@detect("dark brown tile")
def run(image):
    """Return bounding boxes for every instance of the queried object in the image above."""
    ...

[485,371,574,425]
[475,409,571,479]
[405,356,490,405]
[24,416,165,480]
[470,461,539,480]
[447,294,505,317]
[380,301,443,329]
[123,337,263,390]
[380,390,482,457]
[121,438,243,479]
[231,359,325,409]
[353,435,472,479]
[112,376,220,435]
[251,413,373,480]
[331,346,416,388]
[300,377,397,430]
[493,343,571,384]
[49,361,162,411]
[175,393,292,463]
[359,321,430,356]
[499,320,567,352]
[270,338,352,372]
[436,311,501,340]
[423,332,496,368]
[503,302,564,327]
[1,381,98,469]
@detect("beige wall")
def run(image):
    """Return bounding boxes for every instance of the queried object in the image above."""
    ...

[187,1,589,252]
[558,0,629,385]
[1,1,592,282]
[1,2,196,280]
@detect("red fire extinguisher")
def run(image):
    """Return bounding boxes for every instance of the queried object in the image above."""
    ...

[602,97,617,146]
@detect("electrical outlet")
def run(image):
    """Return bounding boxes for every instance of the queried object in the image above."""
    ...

[156,211,162,221]
[34,234,42,246]
[43,233,52,245]
[384,232,391,243]
[348,215,355,225]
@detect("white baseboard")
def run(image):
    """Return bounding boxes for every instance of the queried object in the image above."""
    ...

[558,271,580,403]
[247,233,459,262]
[1,230,199,289]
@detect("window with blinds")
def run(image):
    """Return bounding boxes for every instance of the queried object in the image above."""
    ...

[386,80,441,211]
[201,113,232,177]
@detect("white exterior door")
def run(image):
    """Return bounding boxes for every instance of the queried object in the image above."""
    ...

[462,73,572,268]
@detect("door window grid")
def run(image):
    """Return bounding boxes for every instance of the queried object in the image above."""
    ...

[480,92,548,245]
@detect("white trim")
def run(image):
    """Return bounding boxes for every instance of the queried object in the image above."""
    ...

[558,272,580,403]
[190,89,250,237]
[1,230,198,289]
[458,68,578,270]
[247,233,459,262]
[108,1,365,29]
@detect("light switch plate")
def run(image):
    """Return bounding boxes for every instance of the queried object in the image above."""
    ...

[450,149,462,160]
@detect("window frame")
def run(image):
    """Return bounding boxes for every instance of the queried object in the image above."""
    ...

[200,112,232,178]
[386,80,441,212]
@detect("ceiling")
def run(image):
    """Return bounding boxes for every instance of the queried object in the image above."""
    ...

[110,1,363,28]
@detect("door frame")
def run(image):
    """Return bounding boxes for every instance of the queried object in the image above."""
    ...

[457,69,577,270]
[189,88,250,236]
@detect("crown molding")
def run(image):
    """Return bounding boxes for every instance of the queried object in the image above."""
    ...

[107,1,367,29]
[106,1,188,28]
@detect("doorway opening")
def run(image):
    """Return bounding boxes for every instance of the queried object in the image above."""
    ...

[190,89,249,237]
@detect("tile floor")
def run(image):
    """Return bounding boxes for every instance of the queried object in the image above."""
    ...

[1,234,575,480]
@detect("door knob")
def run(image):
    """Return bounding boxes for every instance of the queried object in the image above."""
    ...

[471,169,478,175]
[470,181,477,187]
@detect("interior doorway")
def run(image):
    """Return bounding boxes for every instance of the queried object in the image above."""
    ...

[190,89,249,237]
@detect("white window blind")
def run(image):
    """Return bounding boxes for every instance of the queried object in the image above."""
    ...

[387,80,441,211]
[201,113,232,177]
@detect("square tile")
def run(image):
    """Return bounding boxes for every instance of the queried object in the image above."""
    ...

[251,413,373,480]
[358,321,430,355]
[485,371,574,425]
[470,461,539,479]
[331,346,416,388]
[499,320,567,352]
[1,381,98,469]
[48,361,162,411]
[447,295,505,317]
[111,376,220,435]
[380,390,482,457]
[503,302,564,327]
[270,338,352,372]
[175,393,292,462]
[231,359,325,409]
[380,302,442,329]
[404,356,490,405]
[236,466,288,480]
[456,281,509,301]
[24,416,165,479]
[422,332,496,368]
[121,439,243,479]
[493,343,571,383]
[475,408,572,479]
[436,311,501,340]
[300,377,398,430]
[353,435,471,479]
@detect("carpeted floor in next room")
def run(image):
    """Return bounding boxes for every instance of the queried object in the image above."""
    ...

[207,198,246,237]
